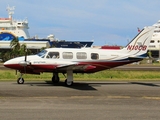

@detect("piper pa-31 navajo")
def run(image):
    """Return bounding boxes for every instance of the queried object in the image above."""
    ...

[4,26,154,86]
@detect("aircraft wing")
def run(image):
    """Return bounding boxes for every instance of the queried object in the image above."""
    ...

[56,63,96,72]
[28,60,96,73]
[128,54,147,59]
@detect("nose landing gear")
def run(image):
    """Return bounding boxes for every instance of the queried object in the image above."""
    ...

[17,73,24,84]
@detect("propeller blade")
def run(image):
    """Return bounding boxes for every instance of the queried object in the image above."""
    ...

[24,47,27,73]
[24,66,26,74]
[24,48,27,62]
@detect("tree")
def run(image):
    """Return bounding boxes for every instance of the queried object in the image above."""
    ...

[19,43,31,56]
[147,50,152,58]
[10,37,31,58]
[10,36,20,57]
[1,37,33,61]
[10,36,20,50]
[3,51,11,62]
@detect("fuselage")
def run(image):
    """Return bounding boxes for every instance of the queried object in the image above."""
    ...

[4,47,142,74]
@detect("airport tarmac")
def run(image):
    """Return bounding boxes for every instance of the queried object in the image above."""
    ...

[0,81,160,120]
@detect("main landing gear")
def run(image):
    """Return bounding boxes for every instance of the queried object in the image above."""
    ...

[52,73,60,83]
[52,70,74,86]
[65,70,73,86]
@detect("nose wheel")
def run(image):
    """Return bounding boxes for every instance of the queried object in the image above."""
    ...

[17,78,24,84]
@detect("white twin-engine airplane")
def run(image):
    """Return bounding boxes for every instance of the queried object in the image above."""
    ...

[4,26,154,86]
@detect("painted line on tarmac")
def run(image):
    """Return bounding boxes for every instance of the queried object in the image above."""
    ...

[107,96,131,99]
[69,96,160,100]
[142,96,160,100]
[70,96,94,99]
[0,96,160,100]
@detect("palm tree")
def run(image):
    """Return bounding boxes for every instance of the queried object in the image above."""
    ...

[0,37,33,61]
[10,36,20,57]
[10,36,20,50]
[19,43,31,56]
[3,51,11,61]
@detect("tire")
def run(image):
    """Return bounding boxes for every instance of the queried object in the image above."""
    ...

[52,76,60,83]
[65,79,73,86]
[17,78,24,84]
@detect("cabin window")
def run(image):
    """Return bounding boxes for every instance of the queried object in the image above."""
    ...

[76,52,87,59]
[150,40,155,43]
[91,53,99,60]
[63,52,73,59]
[46,52,59,59]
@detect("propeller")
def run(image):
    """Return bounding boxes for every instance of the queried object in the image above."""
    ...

[24,48,27,73]
[19,45,31,73]
[17,45,31,82]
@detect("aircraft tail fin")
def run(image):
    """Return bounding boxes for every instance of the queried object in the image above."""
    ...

[121,26,155,58]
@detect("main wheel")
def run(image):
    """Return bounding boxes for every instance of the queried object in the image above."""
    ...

[65,79,73,86]
[52,75,60,83]
[17,78,24,84]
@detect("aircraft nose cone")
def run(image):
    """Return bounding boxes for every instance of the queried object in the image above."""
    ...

[4,60,11,68]
[3,59,18,69]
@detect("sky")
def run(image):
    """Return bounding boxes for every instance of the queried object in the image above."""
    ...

[0,0,160,46]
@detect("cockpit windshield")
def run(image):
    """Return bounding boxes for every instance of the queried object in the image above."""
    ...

[37,50,47,58]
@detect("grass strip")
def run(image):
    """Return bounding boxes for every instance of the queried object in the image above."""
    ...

[0,69,160,81]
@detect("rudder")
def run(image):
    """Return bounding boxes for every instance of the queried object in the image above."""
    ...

[121,26,154,57]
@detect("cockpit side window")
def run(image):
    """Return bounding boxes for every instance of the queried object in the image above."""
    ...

[37,50,47,58]
[46,52,59,59]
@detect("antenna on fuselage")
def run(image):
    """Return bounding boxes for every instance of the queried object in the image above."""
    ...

[82,44,87,48]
